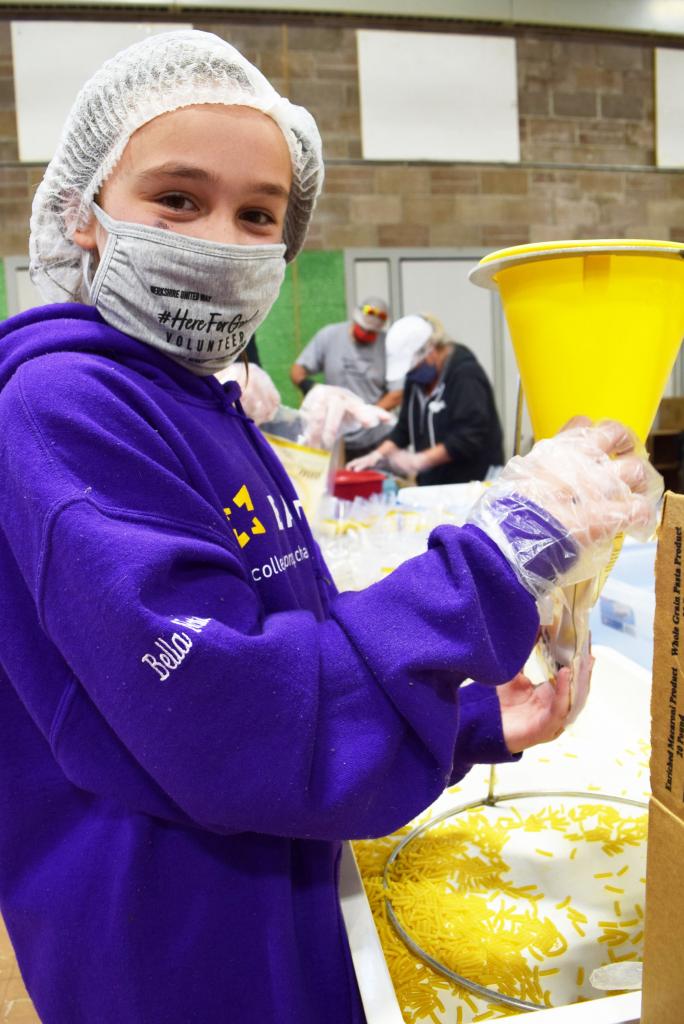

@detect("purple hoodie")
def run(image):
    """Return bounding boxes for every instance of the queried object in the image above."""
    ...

[0,305,539,1024]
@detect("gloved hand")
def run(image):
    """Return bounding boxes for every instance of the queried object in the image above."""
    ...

[216,363,281,425]
[347,447,426,476]
[385,449,426,478]
[346,449,385,472]
[299,384,393,450]
[467,419,663,600]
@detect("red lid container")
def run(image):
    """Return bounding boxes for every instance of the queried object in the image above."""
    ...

[333,470,385,501]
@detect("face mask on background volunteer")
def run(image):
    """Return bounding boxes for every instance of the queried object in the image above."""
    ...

[84,204,286,375]
[406,360,438,388]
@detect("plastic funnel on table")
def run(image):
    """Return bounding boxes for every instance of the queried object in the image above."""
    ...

[470,239,684,442]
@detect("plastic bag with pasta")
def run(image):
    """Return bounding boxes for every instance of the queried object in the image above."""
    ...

[469,420,662,722]
[467,420,662,602]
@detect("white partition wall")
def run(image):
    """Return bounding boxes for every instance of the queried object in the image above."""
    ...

[4,257,43,315]
[399,257,495,381]
[353,259,393,311]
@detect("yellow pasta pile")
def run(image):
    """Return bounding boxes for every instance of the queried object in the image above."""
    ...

[352,801,647,1024]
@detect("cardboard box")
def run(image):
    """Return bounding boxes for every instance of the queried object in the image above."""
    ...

[642,490,684,1022]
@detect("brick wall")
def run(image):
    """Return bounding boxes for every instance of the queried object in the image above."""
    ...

[1,18,684,261]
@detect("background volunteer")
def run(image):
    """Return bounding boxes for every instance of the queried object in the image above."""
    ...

[290,296,401,456]
[0,29,661,1024]
[349,313,504,484]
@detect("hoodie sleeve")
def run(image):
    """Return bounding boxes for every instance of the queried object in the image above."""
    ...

[440,369,499,463]
[0,358,539,842]
[448,682,522,785]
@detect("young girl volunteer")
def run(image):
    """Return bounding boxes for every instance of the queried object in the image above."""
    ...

[0,30,658,1024]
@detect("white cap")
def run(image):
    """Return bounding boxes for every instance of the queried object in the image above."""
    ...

[29,30,324,302]
[385,315,433,382]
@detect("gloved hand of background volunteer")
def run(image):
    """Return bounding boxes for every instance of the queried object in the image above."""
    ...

[299,384,393,450]
[346,446,425,477]
[383,449,426,478]
[216,362,281,425]
[345,449,384,472]
[467,418,663,600]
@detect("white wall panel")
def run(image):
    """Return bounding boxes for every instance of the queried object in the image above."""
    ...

[357,30,519,163]
[11,21,190,162]
[655,48,684,168]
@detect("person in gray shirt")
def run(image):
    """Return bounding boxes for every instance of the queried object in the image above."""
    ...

[290,297,402,457]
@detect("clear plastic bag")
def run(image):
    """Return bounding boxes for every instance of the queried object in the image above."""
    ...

[260,406,344,522]
[467,422,663,601]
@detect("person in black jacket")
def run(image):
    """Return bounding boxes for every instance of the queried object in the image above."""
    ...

[347,314,504,485]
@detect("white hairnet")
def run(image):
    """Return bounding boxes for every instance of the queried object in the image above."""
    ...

[29,29,324,302]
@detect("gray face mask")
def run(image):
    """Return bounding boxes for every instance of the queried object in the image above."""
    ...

[85,204,286,375]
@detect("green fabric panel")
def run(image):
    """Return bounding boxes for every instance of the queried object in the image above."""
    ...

[0,261,7,322]
[257,250,346,409]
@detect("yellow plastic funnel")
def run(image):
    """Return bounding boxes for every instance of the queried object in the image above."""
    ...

[470,239,684,442]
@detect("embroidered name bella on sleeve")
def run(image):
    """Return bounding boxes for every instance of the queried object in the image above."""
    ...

[141,616,211,682]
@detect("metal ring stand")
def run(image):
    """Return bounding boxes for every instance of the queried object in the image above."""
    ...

[382,788,648,1013]
[382,383,648,1012]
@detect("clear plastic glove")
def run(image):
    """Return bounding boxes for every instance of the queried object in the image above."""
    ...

[467,419,663,600]
[300,384,393,450]
[346,449,385,472]
[215,363,281,425]
[347,447,424,477]
[386,449,426,478]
